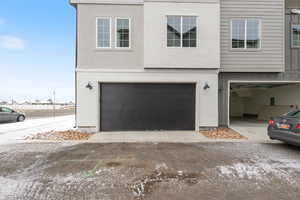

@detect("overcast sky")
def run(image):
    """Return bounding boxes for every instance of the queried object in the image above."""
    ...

[0,0,75,103]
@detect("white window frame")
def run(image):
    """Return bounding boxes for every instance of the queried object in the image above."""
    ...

[96,17,112,49]
[230,18,262,50]
[115,17,131,49]
[166,15,198,48]
[291,24,300,49]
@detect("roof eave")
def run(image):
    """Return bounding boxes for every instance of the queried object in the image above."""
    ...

[69,0,144,5]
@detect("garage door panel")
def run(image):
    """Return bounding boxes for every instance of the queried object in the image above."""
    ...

[100,83,196,131]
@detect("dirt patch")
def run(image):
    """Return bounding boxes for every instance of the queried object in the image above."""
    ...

[106,161,122,167]
[2,143,300,200]
[130,170,199,199]
[200,128,247,139]
[26,130,92,141]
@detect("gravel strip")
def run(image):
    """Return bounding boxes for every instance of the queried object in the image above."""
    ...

[200,128,247,139]
[26,130,92,141]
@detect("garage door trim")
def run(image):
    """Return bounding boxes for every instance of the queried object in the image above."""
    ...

[99,82,197,131]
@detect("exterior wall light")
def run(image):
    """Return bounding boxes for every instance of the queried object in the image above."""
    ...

[86,82,93,90]
[291,9,300,15]
[203,82,210,90]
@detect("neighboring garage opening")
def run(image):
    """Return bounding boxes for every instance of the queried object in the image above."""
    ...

[100,83,196,131]
[229,82,300,125]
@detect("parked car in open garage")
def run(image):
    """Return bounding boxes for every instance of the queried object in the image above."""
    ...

[0,107,26,123]
[268,110,300,146]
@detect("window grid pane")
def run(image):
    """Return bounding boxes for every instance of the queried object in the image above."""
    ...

[182,16,197,47]
[292,24,300,48]
[167,16,181,47]
[232,19,245,49]
[247,19,260,48]
[117,18,130,48]
[97,18,110,48]
[232,19,260,49]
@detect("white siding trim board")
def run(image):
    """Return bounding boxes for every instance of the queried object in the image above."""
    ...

[70,0,144,5]
[70,0,220,5]
[76,68,219,74]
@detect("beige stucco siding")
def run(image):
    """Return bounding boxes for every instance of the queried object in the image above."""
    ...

[144,2,220,69]
[77,4,144,69]
[76,70,219,131]
[221,0,285,72]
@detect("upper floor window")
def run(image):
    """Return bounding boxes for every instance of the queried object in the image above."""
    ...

[167,16,197,48]
[97,17,111,48]
[292,24,300,48]
[116,18,130,48]
[231,19,261,49]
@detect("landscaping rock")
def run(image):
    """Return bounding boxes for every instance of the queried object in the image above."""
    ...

[26,130,91,141]
[200,128,247,139]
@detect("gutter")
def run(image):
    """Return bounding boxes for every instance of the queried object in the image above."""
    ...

[70,0,78,128]
[69,0,143,5]
[75,7,78,129]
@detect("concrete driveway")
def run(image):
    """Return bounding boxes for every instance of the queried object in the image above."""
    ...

[90,131,211,143]
[230,120,272,142]
[0,115,275,144]
[88,127,270,143]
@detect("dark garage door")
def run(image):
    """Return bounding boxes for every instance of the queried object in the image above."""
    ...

[100,83,196,131]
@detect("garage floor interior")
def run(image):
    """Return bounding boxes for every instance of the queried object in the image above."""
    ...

[228,82,300,142]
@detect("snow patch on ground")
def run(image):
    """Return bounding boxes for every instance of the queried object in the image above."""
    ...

[155,163,168,171]
[0,177,22,198]
[217,158,300,183]
[0,172,97,200]
[0,115,75,144]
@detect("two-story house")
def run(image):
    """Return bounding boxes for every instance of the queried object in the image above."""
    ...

[219,0,300,126]
[70,0,300,132]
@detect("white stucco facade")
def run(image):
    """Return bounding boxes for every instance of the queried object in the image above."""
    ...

[76,69,219,132]
[144,2,220,69]
[72,0,221,132]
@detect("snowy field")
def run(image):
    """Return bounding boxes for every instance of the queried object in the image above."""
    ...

[0,115,75,144]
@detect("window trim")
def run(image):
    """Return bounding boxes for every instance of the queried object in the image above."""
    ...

[230,18,262,50]
[115,17,131,49]
[96,17,112,49]
[166,15,198,48]
[291,24,300,49]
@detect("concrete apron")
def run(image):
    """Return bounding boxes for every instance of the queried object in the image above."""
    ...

[88,130,277,143]
[230,121,277,143]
